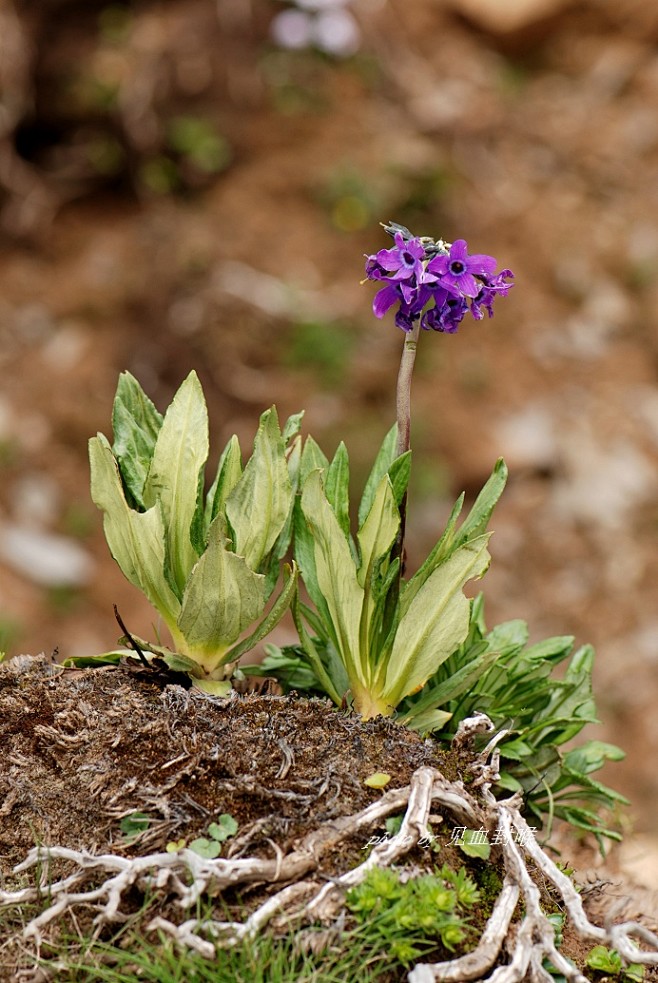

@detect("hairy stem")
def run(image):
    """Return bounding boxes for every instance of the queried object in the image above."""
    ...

[393,320,420,573]
[396,321,420,460]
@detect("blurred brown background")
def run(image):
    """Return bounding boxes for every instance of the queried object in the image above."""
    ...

[1,0,658,862]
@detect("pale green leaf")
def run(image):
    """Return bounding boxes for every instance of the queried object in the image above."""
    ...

[222,561,298,665]
[111,371,163,509]
[364,772,391,788]
[160,651,204,677]
[262,431,303,595]
[402,494,464,609]
[453,457,508,548]
[177,519,268,654]
[458,829,491,861]
[193,679,232,697]
[89,433,181,625]
[188,837,221,859]
[208,815,238,841]
[226,407,292,571]
[357,474,399,590]
[358,424,397,527]
[299,435,329,480]
[399,707,453,733]
[356,474,399,661]
[143,371,210,597]
[325,442,351,540]
[301,470,364,683]
[62,652,125,668]
[384,537,490,706]
[205,434,243,530]
[292,437,330,609]
[399,646,499,722]
[281,410,305,444]
[387,451,412,508]
[402,459,506,611]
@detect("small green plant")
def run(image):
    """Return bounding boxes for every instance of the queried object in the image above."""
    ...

[586,945,645,981]
[454,828,491,861]
[425,596,628,845]
[88,370,299,693]
[255,428,503,722]
[170,814,238,859]
[119,812,152,843]
[345,864,478,965]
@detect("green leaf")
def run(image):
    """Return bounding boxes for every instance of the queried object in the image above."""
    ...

[222,561,298,665]
[384,537,490,706]
[457,829,491,861]
[325,442,351,540]
[400,645,499,724]
[357,474,399,590]
[292,436,331,614]
[524,634,575,664]
[193,679,232,697]
[387,451,412,508]
[402,460,506,613]
[177,519,268,661]
[585,946,622,974]
[120,812,151,841]
[453,458,508,548]
[188,837,221,859]
[301,470,364,684]
[288,596,345,704]
[208,815,238,842]
[281,410,305,445]
[189,465,208,558]
[358,424,397,527]
[226,407,292,571]
[143,371,210,597]
[364,772,391,788]
[399,707,452,733]
[62,652,125,668]
[487,619,529,656]
[204,434,243,531]
[89,433,181,627]
[111,371,163,509]
[299,434,330,479]
[563,741,625,775]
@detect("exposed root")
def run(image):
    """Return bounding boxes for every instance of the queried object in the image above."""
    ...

[3,718,658,980]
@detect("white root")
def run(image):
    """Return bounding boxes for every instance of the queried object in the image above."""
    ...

[3,730,658,980]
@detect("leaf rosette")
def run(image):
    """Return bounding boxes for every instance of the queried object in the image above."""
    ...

[89,370,299,690]
[257,426,503,721]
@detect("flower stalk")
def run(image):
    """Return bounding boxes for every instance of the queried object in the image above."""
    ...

[392,317,420,579]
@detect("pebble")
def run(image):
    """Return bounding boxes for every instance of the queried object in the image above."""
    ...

[0,523,94,587]
[446,0,576,33]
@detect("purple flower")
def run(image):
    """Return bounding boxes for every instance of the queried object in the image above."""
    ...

[422,292,469,334]
[367,232,425,283]
[372,281,402,319]
[364,223,513,334]
[426,239,497,299]
[470,269,514,320]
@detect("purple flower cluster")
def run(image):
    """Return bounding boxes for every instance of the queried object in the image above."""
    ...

[365,225,513,333]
